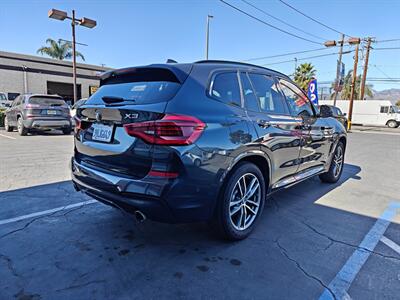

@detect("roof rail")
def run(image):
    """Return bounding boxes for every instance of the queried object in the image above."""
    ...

[194,60,287,77]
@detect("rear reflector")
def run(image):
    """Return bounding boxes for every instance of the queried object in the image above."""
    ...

[123,114,205,146]
[148,170,179,178]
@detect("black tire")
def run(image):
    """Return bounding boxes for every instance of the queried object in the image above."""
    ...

[4,117,13,132]
[319,141,345,183]
[212,162,266,240]
[62,127,72,135]
[387,120,398,128]
[17,117,28,136]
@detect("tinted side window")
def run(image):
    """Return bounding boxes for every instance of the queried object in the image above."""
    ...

[248,74,287,114]
[240,72,259,111]
[211,72,241,107]
[380,106,389,113]
[332,107,343,116]
[279,80,314,118]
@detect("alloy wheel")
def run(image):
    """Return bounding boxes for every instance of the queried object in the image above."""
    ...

[333,146,343,178]
[229,173,261,231]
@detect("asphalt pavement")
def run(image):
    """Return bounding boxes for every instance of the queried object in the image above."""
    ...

[0,129,399,300]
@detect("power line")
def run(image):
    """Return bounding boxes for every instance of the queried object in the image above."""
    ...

[278,0,351,37]
[218,0,322,45]
[262,50,354,66]
[373,47,400,50]
[372,65,395,80]
[375,38,400,43]
[243,47,329,61]
[241,0,328,41]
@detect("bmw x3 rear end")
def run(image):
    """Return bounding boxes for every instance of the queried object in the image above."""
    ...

[72,61,347,240]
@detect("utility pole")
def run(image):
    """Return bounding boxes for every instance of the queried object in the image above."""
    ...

[71,10,77,105]
[205,15,213,60]
[348,39,360,131]
[333,34,345,106]
[360,37,372,100]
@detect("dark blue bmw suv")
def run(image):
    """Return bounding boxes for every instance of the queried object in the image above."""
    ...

[71,61,346,240]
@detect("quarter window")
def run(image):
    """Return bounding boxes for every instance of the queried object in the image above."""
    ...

[247,74,287,114]
[279,80,314,118]
[211,72,241,107]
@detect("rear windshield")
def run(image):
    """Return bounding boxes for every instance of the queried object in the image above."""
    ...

[87,81,181,105]
[29,97,66,106]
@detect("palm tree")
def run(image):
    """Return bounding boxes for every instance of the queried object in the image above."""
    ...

[294,63,316,92]
[333,70,373,100]
[37,38,85,61]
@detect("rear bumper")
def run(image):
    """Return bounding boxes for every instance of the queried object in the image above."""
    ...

[71,158,215,223]
[24,118,71,129]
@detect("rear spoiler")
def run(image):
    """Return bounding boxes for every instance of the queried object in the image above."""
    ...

[99,64,193,86]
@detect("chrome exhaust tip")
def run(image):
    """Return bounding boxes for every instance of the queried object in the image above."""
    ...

[134,210,146,223]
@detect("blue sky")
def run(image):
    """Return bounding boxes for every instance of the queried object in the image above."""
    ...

[1,0,399,91]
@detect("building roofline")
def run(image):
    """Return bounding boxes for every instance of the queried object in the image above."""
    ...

[0,50,112,72]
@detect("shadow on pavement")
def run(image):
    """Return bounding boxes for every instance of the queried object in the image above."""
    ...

[2,162,399,299]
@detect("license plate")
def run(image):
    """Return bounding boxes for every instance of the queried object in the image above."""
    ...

[47,110,57,115]
[92,124,113,142]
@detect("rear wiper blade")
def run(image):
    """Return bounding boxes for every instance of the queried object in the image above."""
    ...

[101,96,134,104]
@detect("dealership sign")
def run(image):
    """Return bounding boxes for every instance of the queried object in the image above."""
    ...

[307,78,318,105]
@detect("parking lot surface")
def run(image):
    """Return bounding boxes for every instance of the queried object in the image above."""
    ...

[0,130,399,299]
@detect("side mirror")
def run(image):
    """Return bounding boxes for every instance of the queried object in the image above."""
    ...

[319,105,333,118]
[343,112,347,117]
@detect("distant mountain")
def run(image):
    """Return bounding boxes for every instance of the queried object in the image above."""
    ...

[367,88,400,101]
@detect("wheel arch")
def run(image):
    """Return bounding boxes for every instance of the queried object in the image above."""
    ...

[211,151,271,220]
[220,151,271,195]
[386,119,398,127]
[338,135,347,150]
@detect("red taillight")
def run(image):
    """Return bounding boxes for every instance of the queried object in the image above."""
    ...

[123,114,205,145]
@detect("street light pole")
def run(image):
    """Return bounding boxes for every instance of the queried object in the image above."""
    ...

[205,15,213,60]
[48,8,96,105]
[71,10,77,105]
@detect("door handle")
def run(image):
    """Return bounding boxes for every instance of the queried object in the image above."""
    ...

[296,123,311,130]
[257,119,271,128]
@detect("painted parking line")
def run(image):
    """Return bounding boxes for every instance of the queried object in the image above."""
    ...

[350,130,400,137]
[381,236,400,255]
[319,202,400,300]
[0,200,97,226]
[0,133,16,140]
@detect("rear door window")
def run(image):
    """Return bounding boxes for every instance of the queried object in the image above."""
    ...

[29,97,66,106]
[240,72,259,111]
[248,74,287,115]
[210,72,241,107]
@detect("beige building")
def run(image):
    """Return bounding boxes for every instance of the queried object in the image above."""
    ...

[0,50,111,102]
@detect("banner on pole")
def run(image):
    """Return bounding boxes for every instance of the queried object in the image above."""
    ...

[308,78,318,105]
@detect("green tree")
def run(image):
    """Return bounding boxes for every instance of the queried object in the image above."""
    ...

[294,63,316,92]
[37,38,85,61]
[335,70,373,100]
